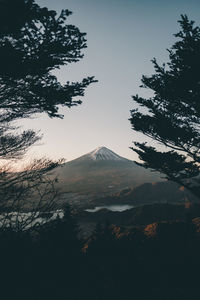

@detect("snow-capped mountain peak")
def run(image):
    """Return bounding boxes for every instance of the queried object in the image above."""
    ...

[87,147,126,161]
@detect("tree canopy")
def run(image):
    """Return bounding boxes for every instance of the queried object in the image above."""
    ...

[129,15,200,199]
[0,0,96,217]
[0,0,95,121]
[0,0,96,160]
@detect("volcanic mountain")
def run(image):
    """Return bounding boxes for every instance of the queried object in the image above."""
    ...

[55,147,162,195]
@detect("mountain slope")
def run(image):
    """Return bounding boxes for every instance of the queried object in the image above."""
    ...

[90,181,198,207]
[54,147,162,194]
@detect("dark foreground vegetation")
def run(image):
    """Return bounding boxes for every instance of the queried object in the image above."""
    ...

[1,205,200,300]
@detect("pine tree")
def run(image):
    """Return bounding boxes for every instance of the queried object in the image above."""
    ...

[0,0,96,215]
[130,15,200,199]
[0,0,96,159]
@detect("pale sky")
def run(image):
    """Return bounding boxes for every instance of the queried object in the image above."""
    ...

[19,0,200,163]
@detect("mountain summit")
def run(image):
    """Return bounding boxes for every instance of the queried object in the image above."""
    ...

[86,146,127,161]
[55,146,162,195]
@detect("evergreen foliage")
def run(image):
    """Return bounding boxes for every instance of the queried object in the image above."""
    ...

[0,0,96,163]
[0,0,96,122]
[0,0,96,215]
[130,15,200,199]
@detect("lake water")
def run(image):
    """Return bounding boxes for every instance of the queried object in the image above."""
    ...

[85,204,134,213]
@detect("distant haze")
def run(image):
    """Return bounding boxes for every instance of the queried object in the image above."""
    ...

[19,0,200,163]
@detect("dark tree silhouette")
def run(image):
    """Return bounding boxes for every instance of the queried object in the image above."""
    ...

[0,3,95,296]
[130,15,200,199]
[86,222,116,257]
[0,0,96,158]
[0,0,96,222]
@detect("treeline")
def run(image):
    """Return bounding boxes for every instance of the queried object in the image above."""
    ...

[1,207,200,300]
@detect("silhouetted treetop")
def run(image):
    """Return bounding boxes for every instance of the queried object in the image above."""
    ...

[0,1,96,219]
[0,0,86,76]
[0,0,96,120]
[130,15,200,199]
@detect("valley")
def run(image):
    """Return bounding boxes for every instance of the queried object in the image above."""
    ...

[53,146,162,195]
[48,147,199,239]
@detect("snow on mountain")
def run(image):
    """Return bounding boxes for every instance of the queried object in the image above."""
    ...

[87,147,127,161]
[54,146,162,195]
